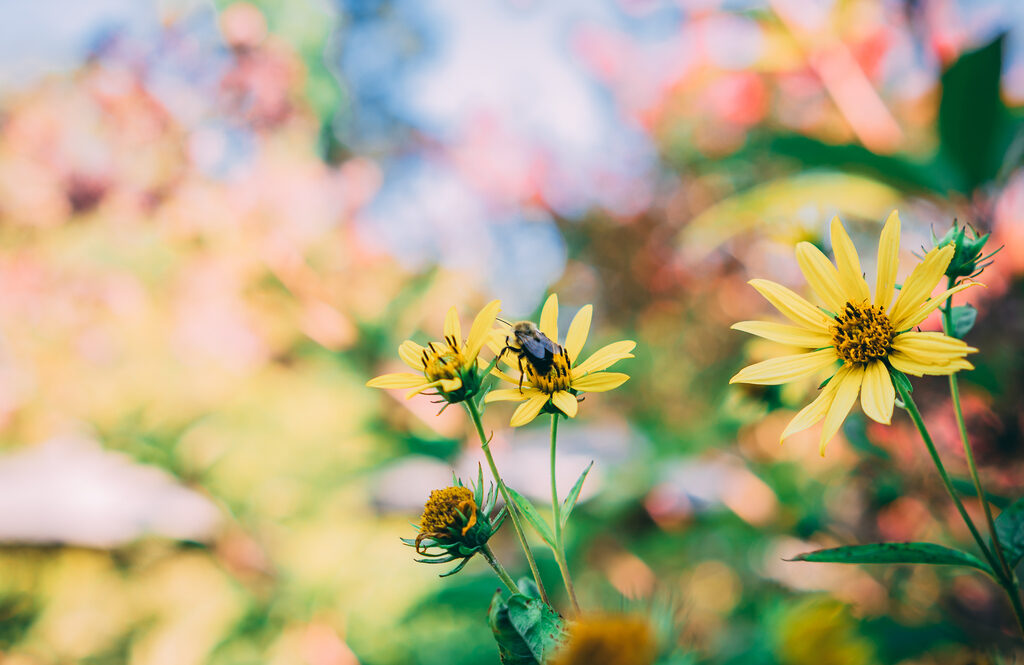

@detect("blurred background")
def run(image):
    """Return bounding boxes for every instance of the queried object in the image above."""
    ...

[0,0,1023,663]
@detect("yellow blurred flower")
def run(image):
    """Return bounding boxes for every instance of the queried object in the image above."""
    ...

[776,598,876,665]
[367,300,501,403]
[550,613,658,665]
[484,294,635,427]
[730,212,978,454]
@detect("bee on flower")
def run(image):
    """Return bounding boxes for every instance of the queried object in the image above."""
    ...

[730,212,979,454]
[366,300,502,405]
[485,294,636,427]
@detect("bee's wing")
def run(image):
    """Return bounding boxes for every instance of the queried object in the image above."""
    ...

[520,333,557,360]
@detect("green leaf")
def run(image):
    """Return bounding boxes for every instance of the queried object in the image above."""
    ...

[506,595,568,663]
[505,487,555,548]
[950,304,977,339]
[889,367,913,395]
[560,461,594,529]
[939,35,1008,192]
[790,542,992,575]
[488,592,539,665]
[994,497,1024,569]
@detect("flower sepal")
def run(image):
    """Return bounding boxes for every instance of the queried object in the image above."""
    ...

[933,221,1002,280]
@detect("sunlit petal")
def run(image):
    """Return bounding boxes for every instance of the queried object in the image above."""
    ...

[830,216,871,303]
[550,391,579,418]
[749,279,832,331]
[731,321,833,348]
[367,372,428,389]
[564,304,593,363]
[571,372,629,392]
[444,306,462,344]
[779,369,844,443]
[888,245,955,325]
[510,393,549,427]
[874,210,901,311]
[405,380,445,399]
[398,340,426,371]
[571,341,636,377]
[729,348,838,385]
[795,242,846,312]
[889,352,972,376]
[466,299,502,361]
[861,360,894,425]
[484,388,533,403]
[891,281,983,330]
[819,363,864,455]
[539,294,559,342]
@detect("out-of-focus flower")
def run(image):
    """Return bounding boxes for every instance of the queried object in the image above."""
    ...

[731,212,978,454]
[366,300,501,404]
[549,613,657,665]
[401,470,503,577]
[775,598,876,665]
[484,294,635,427]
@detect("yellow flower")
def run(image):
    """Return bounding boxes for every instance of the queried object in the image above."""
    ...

[730,212,979,454]
[549,614,658,665]
[367,300,502,403]
[484,294,635,427]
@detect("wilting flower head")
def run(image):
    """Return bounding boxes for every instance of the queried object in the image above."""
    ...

[933,221,1001,280]
[550,614,658,665]
[484,294,636,427]
[401,467,504,577]
[367,300,501,404]
[730,212,979,454]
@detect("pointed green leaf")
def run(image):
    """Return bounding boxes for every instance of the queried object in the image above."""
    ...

[994,497,1024,569]
[950,304,977,339]
[506,487,555,548]
[889,367,913,395]
[506,594,567,663]
[790,542,992,575]
[560,461,594,529]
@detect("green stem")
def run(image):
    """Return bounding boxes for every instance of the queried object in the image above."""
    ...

[550,414,581,614]
[464,400,551,606]
[481,543,520,594]
[896,381,1024,634]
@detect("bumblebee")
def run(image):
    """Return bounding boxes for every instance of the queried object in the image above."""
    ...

[501,320,561,391]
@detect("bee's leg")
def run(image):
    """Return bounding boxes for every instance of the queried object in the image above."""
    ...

[517,356,525,394]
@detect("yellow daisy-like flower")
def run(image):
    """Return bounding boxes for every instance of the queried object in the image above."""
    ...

[730,212,979,454]
[367,300,502,403]
[484,294,636,427]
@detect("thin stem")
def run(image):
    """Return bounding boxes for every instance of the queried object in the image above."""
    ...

[464,400,551,606]
[550,413,581,614]
[481,543,520,594]
[940,282,1013,580]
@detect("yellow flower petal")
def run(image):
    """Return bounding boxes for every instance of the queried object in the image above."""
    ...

[398,340,426,371]
[485,388,534,403]
[889,352,972,377]
[405,379,445,399]
[731,321,833,348]
[440,378,461,393]
[571,372,629,392]
[551,390,578,418]
[510,393,549,427]
[795,242,846,312]
[891,333,977,368]
[367,372,429,389]
[444,306,462,344]
[860,359,894,425]
[830,216,871,303]
[539,294,559,342]
[888,245,955,325]
[779,370,844,443]
[466,299,502,360]
[874,210,901,311]
[564,304,593,363]
[729,348,838,385]
[819,363,864,455]
[749,279,832,331]
[571,340,636,377]
[891,281,982,330]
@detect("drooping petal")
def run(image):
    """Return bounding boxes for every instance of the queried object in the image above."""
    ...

[484,388,533,403]
[888,245,955,326]
[571,372,629,392]
[564,305,593,363]
[539,294,559,342]
[444,306,462,344]
[406,379,447,399]
[819,363,864,455]
[465,299,502,361]
[439,378,461,393]
[749,279,833,331]
[795,242,846,312]
[510,393,549,427]
[891,333,977,370]
[779,370,843,443]
[367,372,429,389]
[571,340,636,377]
[889,352,973,376]
[398,340,426,371]
[860,360,895,425]
[830,217,871,303]
[874,210,901,311]
[550,391,579,418]
[729,348,838,385]
[731,321,833,348]
[891,281,983,330]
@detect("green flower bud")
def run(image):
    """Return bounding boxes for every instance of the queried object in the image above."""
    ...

[933,221,1002,280]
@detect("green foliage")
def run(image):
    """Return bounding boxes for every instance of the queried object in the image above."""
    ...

[994,497,1024,569]
[790,542,992,575]
[560,461,593,529]
[505,487,556,548]
[487,590,566,665]
[949,304,977,339]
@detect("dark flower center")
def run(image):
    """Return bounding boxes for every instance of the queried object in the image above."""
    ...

[831,302,894,364]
